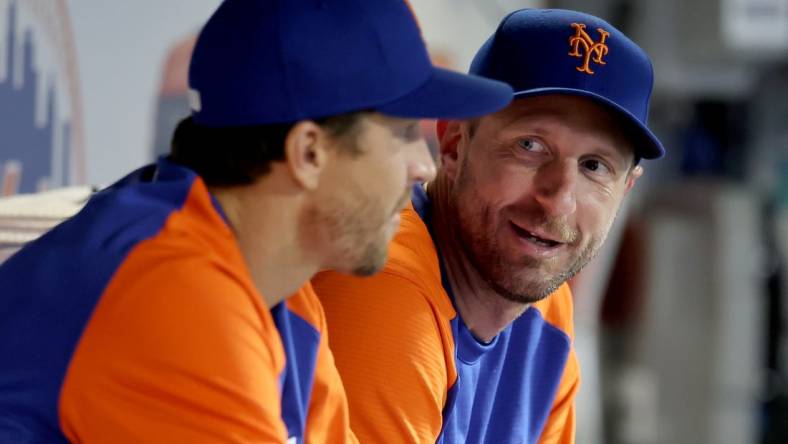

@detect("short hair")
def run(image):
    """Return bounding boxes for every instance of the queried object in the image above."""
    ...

[169,112,367,186]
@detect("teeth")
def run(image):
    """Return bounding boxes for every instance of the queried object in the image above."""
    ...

[524,231,557,247]
[511,222,559,247]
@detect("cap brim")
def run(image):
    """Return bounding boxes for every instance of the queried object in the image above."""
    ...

[378,67,513,120]
[514,88,665,160]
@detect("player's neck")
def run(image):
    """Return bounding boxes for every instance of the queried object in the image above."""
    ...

[427,177,528,343]
[211,182,319,308]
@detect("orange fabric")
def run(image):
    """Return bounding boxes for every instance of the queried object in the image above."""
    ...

[286,287,358,444]
[59,182,287,443]
[58,180,354,443]
[313,205,578,443]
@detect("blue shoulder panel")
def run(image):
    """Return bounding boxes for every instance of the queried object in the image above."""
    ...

[439,310,570,443]
[271,304,321,444]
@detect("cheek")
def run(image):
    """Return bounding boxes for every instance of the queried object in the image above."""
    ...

[352,149,398,181]
[357,152,408,210]
[467,163,534,213]
[457,146,545,219]
[576,193,620,238]
[454,168,508,233]
[370,144,406,179]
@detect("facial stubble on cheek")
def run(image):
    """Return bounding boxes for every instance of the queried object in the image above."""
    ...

[451,166,609,304]
[354,188,414,276]
[342,191,402,277]
[477,221,602,304]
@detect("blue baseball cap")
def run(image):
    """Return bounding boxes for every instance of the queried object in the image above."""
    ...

[188,0,514,127]
[470,9,664,159]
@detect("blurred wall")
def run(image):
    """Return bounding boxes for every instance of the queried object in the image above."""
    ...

[0,0,82,195]
[68,0,221,185]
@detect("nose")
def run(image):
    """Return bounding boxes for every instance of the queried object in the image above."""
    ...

[532,159,577,218]
[408,140,437,185]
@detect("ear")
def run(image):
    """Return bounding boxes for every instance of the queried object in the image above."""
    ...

[624,164,643,194]
[284,121,328,191]
[438,120,465,181]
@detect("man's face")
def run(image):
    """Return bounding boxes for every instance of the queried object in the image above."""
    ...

[444,95,642,303]
[306,113,435,276]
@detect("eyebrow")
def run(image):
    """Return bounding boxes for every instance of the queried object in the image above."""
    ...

[501,116,634,167]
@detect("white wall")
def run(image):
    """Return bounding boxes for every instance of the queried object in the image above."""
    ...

[69,0,221,185]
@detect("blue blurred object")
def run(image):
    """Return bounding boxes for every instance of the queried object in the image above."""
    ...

[0,2,72,194]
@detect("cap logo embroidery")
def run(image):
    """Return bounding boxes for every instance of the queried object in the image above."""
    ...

[568,23,610,75]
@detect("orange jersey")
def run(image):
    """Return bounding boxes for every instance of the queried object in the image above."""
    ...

[313,185,578,443]
[0,159,356,443]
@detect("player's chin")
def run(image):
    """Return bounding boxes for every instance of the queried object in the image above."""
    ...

[349,256,387,277]
[498,276,562,304]
[347,239,390,277]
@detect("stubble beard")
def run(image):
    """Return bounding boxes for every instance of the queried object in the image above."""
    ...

[458,217,602,304]
[450,170,606,304]
[304,188,410,277]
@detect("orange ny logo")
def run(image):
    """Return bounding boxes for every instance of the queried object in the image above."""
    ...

[568,23,610,75]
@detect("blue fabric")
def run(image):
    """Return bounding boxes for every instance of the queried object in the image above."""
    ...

[439,311,570,444]
[188,0,512,126]
[0,159,195,442]
[412,185,571,444]
[271,304,321,444]
[470,8,663,160]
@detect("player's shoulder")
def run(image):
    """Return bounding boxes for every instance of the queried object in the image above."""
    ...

[531,283,575,339]
[112,237,254,309]
[104,185,262,315]
[390,207,437,262]
[385,206,443,289]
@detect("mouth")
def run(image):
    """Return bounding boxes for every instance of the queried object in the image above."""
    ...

[509,222,563,249]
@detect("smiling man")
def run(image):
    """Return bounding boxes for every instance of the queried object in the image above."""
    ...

[313,8,664,444]
[0,1,513,442]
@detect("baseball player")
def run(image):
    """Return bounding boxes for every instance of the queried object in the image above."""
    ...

[0,1,513,442]
[313,9,665,443]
